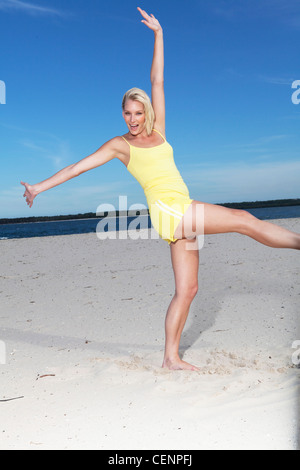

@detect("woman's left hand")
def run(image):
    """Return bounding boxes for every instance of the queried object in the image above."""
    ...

[137,7,162,33]
[21,181,38,208]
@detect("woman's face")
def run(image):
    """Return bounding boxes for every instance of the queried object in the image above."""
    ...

[123,99,146,136]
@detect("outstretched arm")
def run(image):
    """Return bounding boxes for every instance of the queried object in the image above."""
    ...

[138,7,165,135]
[21,139,119,208]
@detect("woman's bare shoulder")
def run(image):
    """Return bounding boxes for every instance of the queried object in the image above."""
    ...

[104,136,128,152]
[106,135,130,164]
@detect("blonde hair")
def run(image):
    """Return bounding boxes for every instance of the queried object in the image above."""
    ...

[122,88,155,136]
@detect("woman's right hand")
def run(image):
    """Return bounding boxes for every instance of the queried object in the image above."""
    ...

[137,7,162,33]
[21,182,38,208]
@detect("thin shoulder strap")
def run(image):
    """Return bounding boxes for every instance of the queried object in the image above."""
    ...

[121,135,131,146]
[153,128,166,142]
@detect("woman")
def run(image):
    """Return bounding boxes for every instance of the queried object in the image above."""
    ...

[21,8,300,371]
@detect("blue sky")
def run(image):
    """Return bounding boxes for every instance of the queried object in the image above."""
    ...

[0,0,299,218]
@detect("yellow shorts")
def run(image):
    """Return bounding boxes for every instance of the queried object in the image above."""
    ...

[149,197,193,244]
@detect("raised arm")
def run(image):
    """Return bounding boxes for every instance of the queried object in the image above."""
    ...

[138,7,165,135]
[21,138,120,208]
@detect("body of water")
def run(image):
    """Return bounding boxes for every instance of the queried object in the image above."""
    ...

[0,206,299,240]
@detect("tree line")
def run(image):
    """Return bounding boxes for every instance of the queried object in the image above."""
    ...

[0,199,299,225]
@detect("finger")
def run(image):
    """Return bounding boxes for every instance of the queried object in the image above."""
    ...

[137,7,146,16]
[138,7,151,20]
[141,20,152,28]
[138,7,148,14]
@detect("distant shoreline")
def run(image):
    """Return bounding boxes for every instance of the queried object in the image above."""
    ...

[1,198,299,225]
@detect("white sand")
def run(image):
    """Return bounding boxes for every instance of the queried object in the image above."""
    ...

[0,218,299,450]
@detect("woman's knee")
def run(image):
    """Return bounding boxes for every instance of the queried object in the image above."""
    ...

[232,209,257,234]
[176,281,198,302]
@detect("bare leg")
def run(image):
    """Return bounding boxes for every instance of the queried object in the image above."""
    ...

[162,238,200,371]
[175,201,300,249]
[164,202,299,371]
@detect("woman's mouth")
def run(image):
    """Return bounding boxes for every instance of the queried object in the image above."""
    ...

[130,124,139,131]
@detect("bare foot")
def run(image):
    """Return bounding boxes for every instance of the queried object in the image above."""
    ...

[162,357,199,371]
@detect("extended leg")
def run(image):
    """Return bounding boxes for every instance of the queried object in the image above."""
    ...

[163,238,199,371]
[175,201,300,249]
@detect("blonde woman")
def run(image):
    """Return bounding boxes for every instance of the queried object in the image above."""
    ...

[21,8,300,371]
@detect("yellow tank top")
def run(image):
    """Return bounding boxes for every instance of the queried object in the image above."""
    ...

[122,129,190,206]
